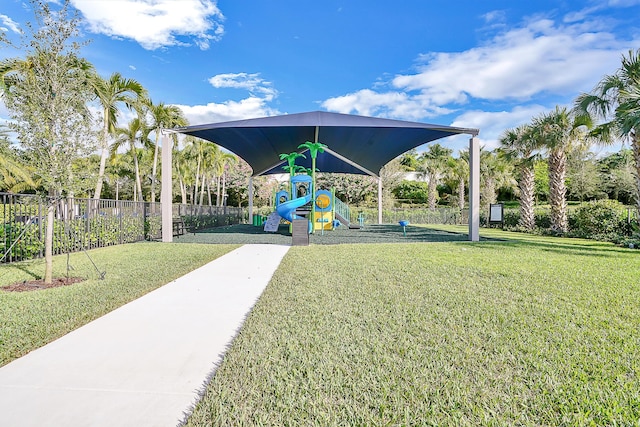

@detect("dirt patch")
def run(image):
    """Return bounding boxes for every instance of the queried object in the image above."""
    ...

[1,277,85,292]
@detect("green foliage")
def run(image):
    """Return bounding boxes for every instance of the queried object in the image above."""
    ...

[571,199,630,240]
[182,211,245,231]
[1,0,97,197]
[534,161,549,202]
[391,180,429,204]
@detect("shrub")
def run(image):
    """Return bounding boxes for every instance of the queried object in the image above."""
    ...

[571,200,630,241]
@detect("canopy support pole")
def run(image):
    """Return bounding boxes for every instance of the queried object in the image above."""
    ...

[469,136,480,241]
[378,178,383,224]
[161,132,173,243]
[248,177,254,222]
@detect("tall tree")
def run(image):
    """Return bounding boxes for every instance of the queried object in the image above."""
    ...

[499,125,540,230]
[566,148,602,202]
[0,0,96,284]
[92,72,145,199]
[145,99,187,203]
[533,106,591,233]
[112,118,149,202]
[418,143,453,209]
[575,49,640,218]
[445,153,469,214]
[598,149,636,204]
[479,149,516,215]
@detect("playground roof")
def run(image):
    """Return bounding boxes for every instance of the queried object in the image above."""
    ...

[173,111,479,177]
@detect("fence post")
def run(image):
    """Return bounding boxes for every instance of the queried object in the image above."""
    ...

[143,202,148,240]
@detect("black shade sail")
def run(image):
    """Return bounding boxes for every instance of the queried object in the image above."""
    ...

[173,111,478,177]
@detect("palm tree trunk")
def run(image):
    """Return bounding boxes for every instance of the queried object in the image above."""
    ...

[199,172,206,207]
[548,149,568,233]
[519,165,536,230]
[194,157,201,205]
[131,142,143,203]
[221,172,227,206]
[457,178,465,211]
[179,177,187,204]
[150,130,160,203]
[427,174,437,210]
[207,178,213,206]
[216,175,222,206]
[480,177,496,216]
[93,120,110,199]
[632,132,640,220]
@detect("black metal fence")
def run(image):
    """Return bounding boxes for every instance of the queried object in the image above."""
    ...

[173,203,248,231]
[1,193,161,263]
[353,207,469,225]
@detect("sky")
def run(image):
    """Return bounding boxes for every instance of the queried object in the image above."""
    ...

[2,0,640,155]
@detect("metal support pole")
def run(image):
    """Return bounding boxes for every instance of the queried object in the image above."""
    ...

[161,132,173,242]
[469,136,480,242]
[248,177,254,223]
[378,177,383,224]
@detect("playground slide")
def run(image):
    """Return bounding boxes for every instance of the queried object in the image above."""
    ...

[335,211,361,229]
[276,194,312,222]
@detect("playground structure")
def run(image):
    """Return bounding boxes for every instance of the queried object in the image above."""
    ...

[262,142,348,236]
[270,174,343,234]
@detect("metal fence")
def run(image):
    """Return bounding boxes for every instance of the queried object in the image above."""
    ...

[1,193,161,263]
[352,207,468,225]
[173,203,248,231]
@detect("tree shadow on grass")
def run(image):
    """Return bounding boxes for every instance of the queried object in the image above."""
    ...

[469,237,636,258]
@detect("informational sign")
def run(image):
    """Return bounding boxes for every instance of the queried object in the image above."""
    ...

[263,212,282,232]
[489,203,504,225]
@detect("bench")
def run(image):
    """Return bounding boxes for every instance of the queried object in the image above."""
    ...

[173,218,187,237]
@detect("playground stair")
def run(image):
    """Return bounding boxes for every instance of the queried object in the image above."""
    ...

[334,198,361,229]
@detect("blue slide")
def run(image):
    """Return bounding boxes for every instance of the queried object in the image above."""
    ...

[276,194,311,222]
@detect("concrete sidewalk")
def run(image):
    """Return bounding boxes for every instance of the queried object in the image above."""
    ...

[0,244,290,427]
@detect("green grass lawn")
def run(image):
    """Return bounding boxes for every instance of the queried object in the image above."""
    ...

[0,242,239,366]
[186,230,640,426]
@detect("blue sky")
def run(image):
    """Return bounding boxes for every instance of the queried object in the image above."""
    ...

[2,0,640,154]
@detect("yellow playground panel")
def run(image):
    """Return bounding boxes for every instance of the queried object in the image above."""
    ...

[314,190,334,231]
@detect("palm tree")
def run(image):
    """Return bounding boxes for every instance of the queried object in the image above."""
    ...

[445,154,469,215]
[92,72,146,200]
[532,106,591,233]
[112,117,149,202]
[499,125,540,230]
[574,49,640,218]
[173,143,190,204]
[213,151,237,206]
[105,153,134,201]
[0,145,36,193]
[479,149,516,216]
[145,99,187,203]
[418,143,453,209]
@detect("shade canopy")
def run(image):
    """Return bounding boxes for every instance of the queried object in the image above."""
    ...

[173,111,478,177]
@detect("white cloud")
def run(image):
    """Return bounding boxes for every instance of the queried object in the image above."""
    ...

[0,14,20,33]
[321,15,637,124]
[321,89,453,120]
[392,19,626,104]
[70,0,224,50]
[208,73,277,100]
[449,105,548,150]
[174,97,281,125]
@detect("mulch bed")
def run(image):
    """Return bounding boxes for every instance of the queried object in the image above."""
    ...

[1,277,85,292]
